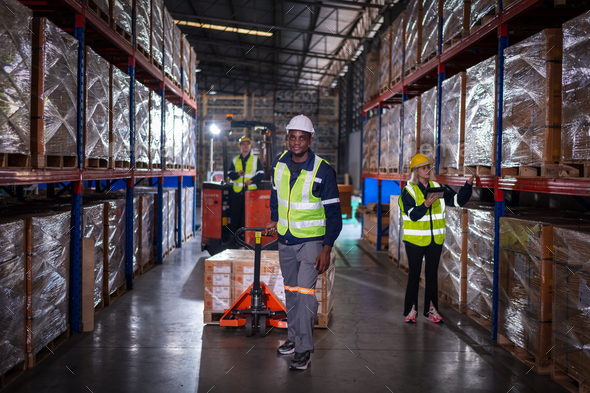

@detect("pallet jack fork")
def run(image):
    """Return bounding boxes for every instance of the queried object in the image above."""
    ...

[219,227,287,337]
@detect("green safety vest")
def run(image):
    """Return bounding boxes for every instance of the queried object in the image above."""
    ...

[398,181,446,246]
[233,154,258,193]
[274,151,327,238]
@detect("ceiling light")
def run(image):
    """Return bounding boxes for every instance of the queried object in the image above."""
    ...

[210,124,221,134]
[209,90,217,95]
[175,20,273,37]
[195,68,202,73]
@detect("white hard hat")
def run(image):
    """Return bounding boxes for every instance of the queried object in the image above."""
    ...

[286,115,315,137]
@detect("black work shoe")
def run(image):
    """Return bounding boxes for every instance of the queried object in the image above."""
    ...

[277,340,296,355]
[290,351,311,370]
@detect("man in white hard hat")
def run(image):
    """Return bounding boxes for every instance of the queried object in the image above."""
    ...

[266,114,342,370]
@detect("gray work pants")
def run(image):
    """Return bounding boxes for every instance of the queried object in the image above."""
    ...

[278,240,322,353]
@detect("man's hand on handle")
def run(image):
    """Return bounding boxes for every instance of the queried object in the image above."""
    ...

[314,245,332,275]
[265,221,277,237]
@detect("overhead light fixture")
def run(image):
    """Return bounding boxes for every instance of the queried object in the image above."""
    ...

[209,90,217,95]
[210,124,221,134]
[175,20,273,37]
[195,68,202,73]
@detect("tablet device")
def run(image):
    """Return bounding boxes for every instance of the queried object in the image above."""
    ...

[425,186,445,199]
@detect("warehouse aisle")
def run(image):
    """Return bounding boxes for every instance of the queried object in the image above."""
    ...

[5,223,569,393]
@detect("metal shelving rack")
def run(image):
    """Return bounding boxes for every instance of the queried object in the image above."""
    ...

[359,0,590,340]
[5,0,199,335]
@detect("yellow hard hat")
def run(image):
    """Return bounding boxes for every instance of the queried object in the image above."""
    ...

[410,154,431,171]
[238,136,251,145]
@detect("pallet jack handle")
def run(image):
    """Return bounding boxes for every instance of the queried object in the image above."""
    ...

[234,227,278,251]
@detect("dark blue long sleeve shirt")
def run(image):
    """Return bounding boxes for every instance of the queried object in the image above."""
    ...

[270,150,342,247]
[228,153,264,184]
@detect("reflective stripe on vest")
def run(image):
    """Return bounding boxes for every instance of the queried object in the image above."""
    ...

[233,154,258,192]
[274,151,327,238]
[398,181,446,246]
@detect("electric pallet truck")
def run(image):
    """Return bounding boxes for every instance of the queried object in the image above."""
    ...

[219,227,287,337]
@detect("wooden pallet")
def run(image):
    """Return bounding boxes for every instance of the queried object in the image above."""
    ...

[369,167,378,174]
[442,33,465,53]
[151,57,164,73]
[552,364,590,393]
[439,166,462,176]
[469,10,497,35]
[379,167,389,173]
[135,161,149,169]
[404,64,420,77]
[0,360,26,390]
[390,74,402,88]
[104,282,126,307]
[560,161,590,178]
[364,236,389,250]
[111,22,132,45]
[0,153,30,168]
[27,328,69,368]
[140,259,156,275]
[45,155,77,169]
[136,44,150,62]
[204,307,333,328]
[497,333,552,375]
[94,299,104,315]
[389,168,400,174]
[133,267,141,279]
[421,52,437,64]
[465,308,493,332]
[114,160,131,169]
[501,165,566,178]
[463,165,494,177]
[84,158,108,169]
[341,206,353,219]
[316,307,333,328]
[151,163,162,170]
[438,291,466,313]
[87,0,110,25]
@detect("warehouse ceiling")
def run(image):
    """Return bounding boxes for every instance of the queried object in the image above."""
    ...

[165,0,396,95]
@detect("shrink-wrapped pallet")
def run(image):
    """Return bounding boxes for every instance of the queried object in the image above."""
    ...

[384,105,401,173]
[85,47,109,165]
[158,191,169,255]
[91,0,109,15]
[184,188,194,240]
[164,100,175,168]
[104,199,126,295]
[29,211,70,358]
[438,207,465,307]
[132,195,140,274]
[110,66,131,165]
[562,11,590,162]
[182,112,191,167]
[404,0,422,72]
[470,0,496,30]
[163,7,174,79]
[187,113,196,168]
[0,0,32,158]
[0,219,26,375]
[440,72,466,173]
[502,29,562,172]
[174,105,184,166]
[379,27,392,93]
[83,204,104,308]
[553,228,590,384]
[402,96,420,173]
[173,25,182,84]
[364,52,380,103]
[466,207,494,321]
[388,195,402,264]
[421,0,439,61]
[135,80,150,167]
[379,114,390,171]
[151,0,164,66]
[390,11,405,84]
[190,48,197,98]
[167,189,177,252]
[150,90,162,167]
[464,56,497,173]
[420,86,437,159]
[139,194,154,268]
[362,116,379,172]
[442,0,466,46]
[113,0,132,37]
[181,35,190,89]
[135,0,151,55]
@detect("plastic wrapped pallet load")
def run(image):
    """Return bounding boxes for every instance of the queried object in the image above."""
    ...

[135,80,150,168]
[135,0,151,56]
[470,0,497,32]
[165,100,175,168]
[440,71,466,175]
[388,195,402,264]
[0,218,26,375]
[404,0,422,72]
[31,18,78,169]
[364,52,380,103]
[167,189,176,252]
[82,204,104,308]
[379,113,390,172]
[383,105,401,173]
[561,11,590,176]
[421,0,439,62]
[502,28,562,178]
[181,35,191,93]
[390,11,405,85]
[553,228,590,385]
[174,106,184,167]
[402,96,421,173]
[84,47,110,169]
[0,0,32,166]
[89,0,109,16]
[362,116,379,173]
[172,24,182,84]
[419,86,437,159]
[163,7,174,79]
[149,90,162,168]
[138,193,155,270]
[190,48,197,99]
[110,66,131,168]
[184,188,194,241]
[438,207,467,309]
[442,0,467,49]
[103,199,126,301]
[464,56,497,176]
[132,195,140,274]
[151,0,164,67]
[112,0,132,39]
[379,26,392,94]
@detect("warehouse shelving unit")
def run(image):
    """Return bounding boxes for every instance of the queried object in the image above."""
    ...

[359,0,590,340]
[2,0,198,335]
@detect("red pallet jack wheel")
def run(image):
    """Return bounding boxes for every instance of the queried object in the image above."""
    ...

[219,227,287,337]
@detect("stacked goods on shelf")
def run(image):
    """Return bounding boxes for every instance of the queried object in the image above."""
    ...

[135,80,150,168]
[442,0,468,51]
[190,48,198,100]
[388,195,408,269]
[132,195,140,275]
[0,218,26,377]
[552,228,590,386]
[421,0,440,62]
[438,207,467,309]
[502,28,563,178]
[404,0,423,73]
[164,100,175,168]
[31,18,79,169]
[561,11,590,178]
[470,0,497,34]
[82,204,105,308]
[183,112,194,169]
[252,95,274,121]
[440,71,466,175]
[402,96,421,173]
[88,0,109,19]
[379,26,392,94]
[181,35,191,93]
[184,188,194,241]
[112,0,133,42]
[163,7,174,81]
[84,47,110,169]
[103,199,127,302]
[361,203,389,248]
[149,90,162,168]
[383,105,401,173]
[156,190,169,256]
[138,193,155,271]
[317,94,339,170]
[204,253,233,313]
[174,105,183,167]
[419,86,437,159]
[362,116,379,173]
[166,188,177,253]
[151,0,164,68]
[172,25,182,85]
[379,113,390,172]
[390,11,405,85]
[364,52,380,103]
[464,56,497,177]
[0,0,32,167]
[110,65,131,169]
[135,0,151,57]
[27,211,71,367]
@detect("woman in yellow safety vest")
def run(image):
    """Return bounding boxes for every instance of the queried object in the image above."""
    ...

[398,154,474,323]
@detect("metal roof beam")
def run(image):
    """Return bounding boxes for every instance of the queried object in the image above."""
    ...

[198,67,320,89]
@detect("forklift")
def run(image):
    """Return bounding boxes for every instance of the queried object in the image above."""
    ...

[201,116,279,256]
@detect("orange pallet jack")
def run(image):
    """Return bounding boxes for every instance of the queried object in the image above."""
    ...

[219,228,288,337]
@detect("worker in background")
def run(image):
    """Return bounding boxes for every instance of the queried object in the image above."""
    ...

[227,136,264,233]
[266,114,342,371]
[398,154,474,323]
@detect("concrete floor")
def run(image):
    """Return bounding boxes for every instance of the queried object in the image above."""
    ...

[5,221,569,393]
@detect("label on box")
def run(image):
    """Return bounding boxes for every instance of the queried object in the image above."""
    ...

[206,286,230,298]
[214,266,231,274]
[579,278,590,309]
[213,274,230,286]
[212,298,230,311]
[244,266,255,274]
[243,274,271,286]
[514,253,527,277]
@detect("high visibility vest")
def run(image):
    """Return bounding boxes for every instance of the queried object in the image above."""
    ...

[233,154,258,193]
[398,181,446,246]
[274,151,327,238]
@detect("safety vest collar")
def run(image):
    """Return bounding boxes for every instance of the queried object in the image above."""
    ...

[277,148,319,174]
